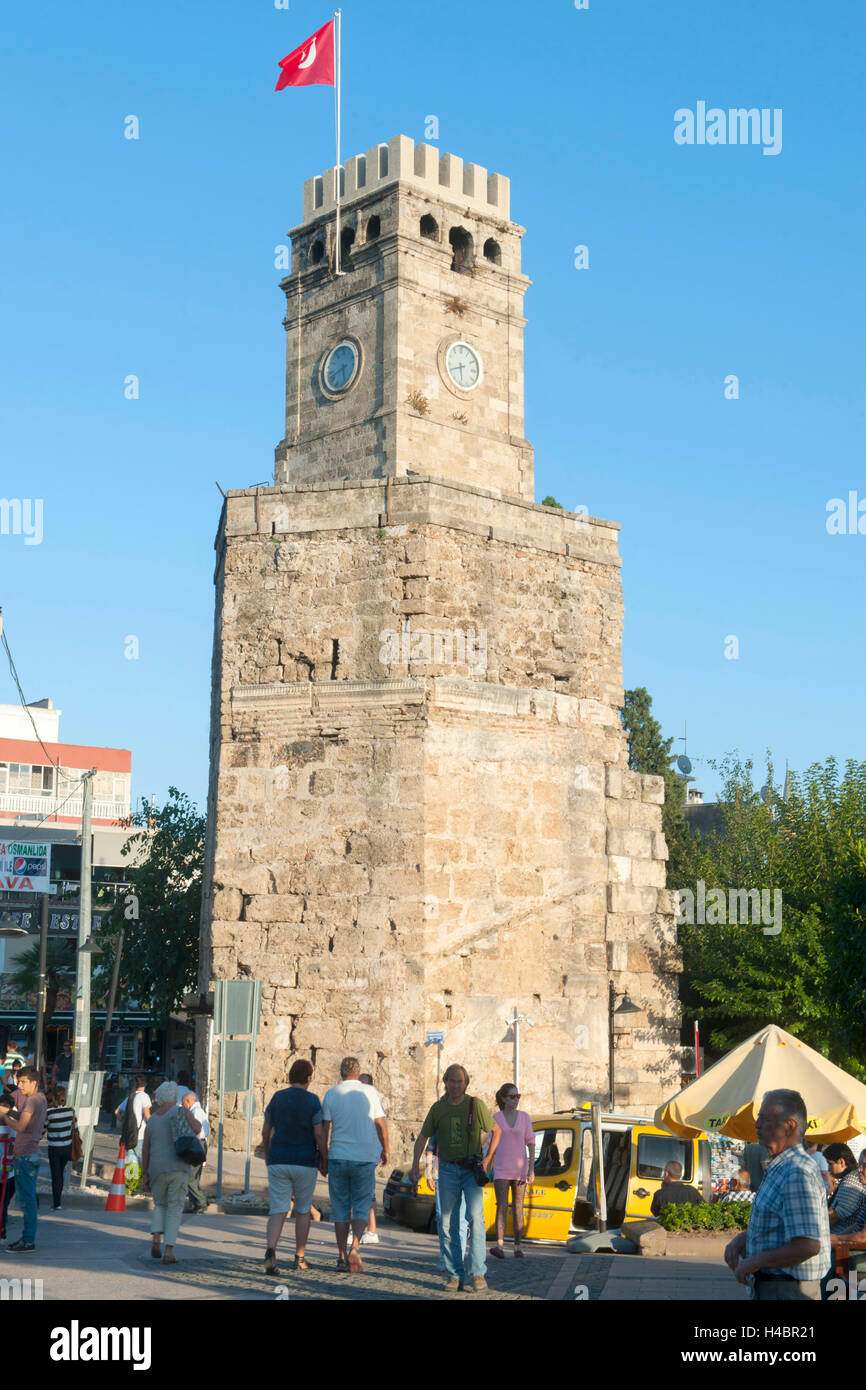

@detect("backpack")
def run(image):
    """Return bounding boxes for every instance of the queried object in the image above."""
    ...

[120,1094,141,1153]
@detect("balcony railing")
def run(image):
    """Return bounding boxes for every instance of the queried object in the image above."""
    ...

[0,793,129,822]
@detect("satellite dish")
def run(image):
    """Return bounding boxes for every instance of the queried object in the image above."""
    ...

[677,755,692,775]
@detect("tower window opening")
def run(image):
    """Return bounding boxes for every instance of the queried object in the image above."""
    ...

[483,237,502,265]
[309,240,325,265]
[449,226,474,274]
[340,225,356,263]
[366,214,381,241]
[420,214,438,242]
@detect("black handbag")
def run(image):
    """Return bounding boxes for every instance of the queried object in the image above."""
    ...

[171,1108,206,1166]
[175,1134,206,1166]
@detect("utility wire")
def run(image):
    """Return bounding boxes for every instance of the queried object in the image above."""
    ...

[0,607,88,821]
[0,609,63,770]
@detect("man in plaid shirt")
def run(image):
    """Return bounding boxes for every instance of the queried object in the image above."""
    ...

[725,1089,830,1300]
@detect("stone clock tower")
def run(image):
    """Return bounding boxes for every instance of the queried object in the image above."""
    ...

[200,136,681,1151]
[275,134,533,500]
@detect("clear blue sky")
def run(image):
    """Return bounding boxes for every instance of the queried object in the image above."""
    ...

[2,0,863,811]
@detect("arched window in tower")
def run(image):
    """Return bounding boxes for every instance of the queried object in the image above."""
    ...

[420,214,438,242]
[366,214,381,242]
[340,225,356,264]
[309,239,325,265]
[449,226,474,274]
[483,237,502,266]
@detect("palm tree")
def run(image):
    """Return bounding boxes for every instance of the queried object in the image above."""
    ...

[7,940,77,1047]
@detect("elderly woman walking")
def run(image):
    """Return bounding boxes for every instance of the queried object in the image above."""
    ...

[141,1081,202,1265]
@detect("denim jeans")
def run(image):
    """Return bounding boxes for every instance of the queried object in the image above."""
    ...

[437,1161,486,1279]
[328,1160,376,1223]
[13,1156,39,1244]
[435,1172,469,1270]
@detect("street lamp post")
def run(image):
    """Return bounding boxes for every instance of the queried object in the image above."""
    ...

[608,980,641,1112]
[504,1011,534,1092]
[34,893,49,1080]
[73,770,97,1073]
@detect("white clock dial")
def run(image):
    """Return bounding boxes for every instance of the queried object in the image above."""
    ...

[445,341,482,391]
[323,341,359,392]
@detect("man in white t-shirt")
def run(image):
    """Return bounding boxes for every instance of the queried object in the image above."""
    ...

[321,1057,389,1273]
[116,1075,151,1162]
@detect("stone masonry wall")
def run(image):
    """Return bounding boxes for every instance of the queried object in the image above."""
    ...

[200,478,680,1153]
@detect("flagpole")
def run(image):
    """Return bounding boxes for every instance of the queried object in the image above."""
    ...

[334,9,342,276]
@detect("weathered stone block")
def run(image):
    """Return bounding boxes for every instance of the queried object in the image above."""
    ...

[213,887,243,920]
[641,775,665,805]
[607,941,628,972]
[607,884,660,914]
[243,895,305,924]
[631,859,666,888]
[608,855,633,884]
[652,832,669,861]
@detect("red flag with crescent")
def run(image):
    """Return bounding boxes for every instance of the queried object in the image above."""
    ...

[275,20,336,90]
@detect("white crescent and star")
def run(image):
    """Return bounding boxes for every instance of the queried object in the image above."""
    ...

[298,37,317,69]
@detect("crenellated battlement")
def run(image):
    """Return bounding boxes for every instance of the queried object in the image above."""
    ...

[301,133,510,224]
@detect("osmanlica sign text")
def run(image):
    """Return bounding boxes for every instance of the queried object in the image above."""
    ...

[0,841,51,894]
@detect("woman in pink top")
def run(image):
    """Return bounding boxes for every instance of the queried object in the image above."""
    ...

[490,1083,535,1259]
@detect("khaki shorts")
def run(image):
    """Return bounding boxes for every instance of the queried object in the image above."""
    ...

[267,1163,318,1215]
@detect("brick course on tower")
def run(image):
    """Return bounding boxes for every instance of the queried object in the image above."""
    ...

[200,136,681,1152]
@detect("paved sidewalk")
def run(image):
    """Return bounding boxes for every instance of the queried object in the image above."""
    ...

[0,1197,749,1302]
[0,1206,571,1301]
[568,1252,750,1303]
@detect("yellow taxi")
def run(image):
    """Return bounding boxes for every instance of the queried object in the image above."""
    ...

[384,1108,709,1245]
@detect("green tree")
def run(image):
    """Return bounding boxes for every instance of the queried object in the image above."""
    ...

[95,787,206,1025]
[827,835,866,1071]
[540,495,563,509]
[620,687,692,883]
[7,939,77,1038]
[677,754,866,1077]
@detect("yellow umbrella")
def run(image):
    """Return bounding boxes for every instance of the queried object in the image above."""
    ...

[655,1024,866,1143]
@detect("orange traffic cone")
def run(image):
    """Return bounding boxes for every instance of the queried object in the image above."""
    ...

[105,1144,127,1212]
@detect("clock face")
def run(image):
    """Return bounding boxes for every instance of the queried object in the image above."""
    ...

[445,341,482,391]
[323,341,359,392]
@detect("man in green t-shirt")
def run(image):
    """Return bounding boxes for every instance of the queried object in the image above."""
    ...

[410,1064,500,1293]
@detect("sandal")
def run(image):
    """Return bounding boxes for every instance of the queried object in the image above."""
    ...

[336,1257,349,1272]
[514,1247,526,1258]
[293,1255,311,1271]
[347,1249,364,1274]
[150,1242,162,1260]
[162,1254,178,1265]
[490,1245,505,1259]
